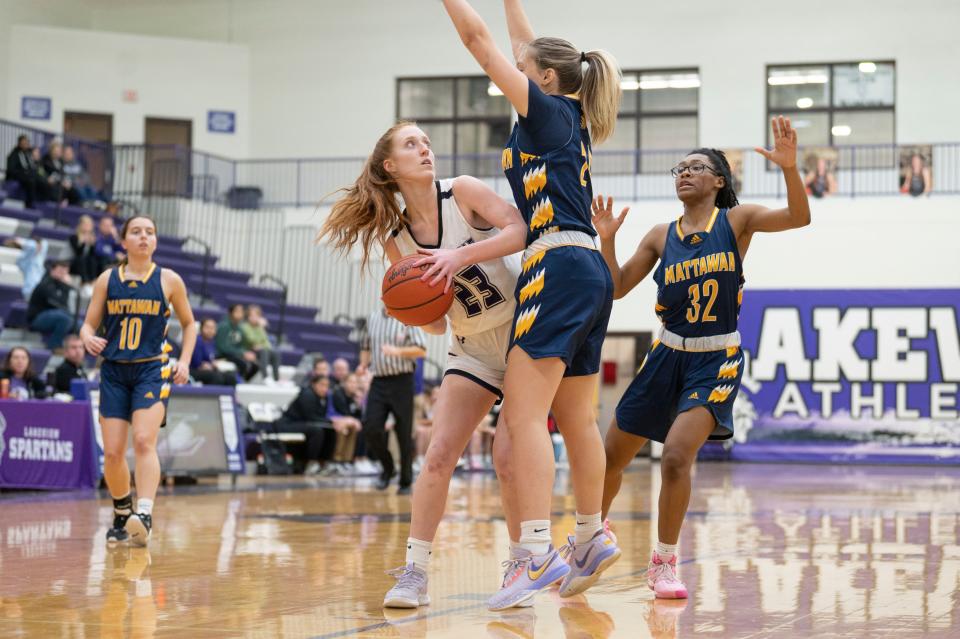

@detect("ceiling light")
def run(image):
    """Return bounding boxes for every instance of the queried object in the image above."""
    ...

[859,62,877,73]
[796,97,813,109]
[487,83,503,97]
[620,80,640,91]
[831,125,852,137]
[768,74,829,86]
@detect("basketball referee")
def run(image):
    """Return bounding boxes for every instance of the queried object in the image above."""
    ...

[360,305,427,494]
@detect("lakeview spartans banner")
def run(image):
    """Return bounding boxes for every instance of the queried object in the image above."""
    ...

[712,289,960,464]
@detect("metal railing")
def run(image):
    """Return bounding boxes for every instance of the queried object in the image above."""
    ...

[4,118,956,207]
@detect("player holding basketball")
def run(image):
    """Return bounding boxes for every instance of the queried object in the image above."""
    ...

[594,116,810,599]
[426,0,624,608]
[81,216,197,547]
[318,120,529,609]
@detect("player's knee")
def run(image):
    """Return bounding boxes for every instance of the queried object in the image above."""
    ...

[423,441,459,475]
[660,448,693,481]
[103,447,125,466]
[132,432,156,456]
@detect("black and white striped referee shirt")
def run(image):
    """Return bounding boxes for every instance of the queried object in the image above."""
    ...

[361,308,427,378]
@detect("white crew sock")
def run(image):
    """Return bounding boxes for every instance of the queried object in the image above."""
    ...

[574,512,602,545]
[519,520,551,556]
[405,537,432,570]
[656,540,678,560]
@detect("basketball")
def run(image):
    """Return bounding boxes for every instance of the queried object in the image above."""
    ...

[381,255,453,326]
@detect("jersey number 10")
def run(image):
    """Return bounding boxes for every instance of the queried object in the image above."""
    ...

[119,317,143,350]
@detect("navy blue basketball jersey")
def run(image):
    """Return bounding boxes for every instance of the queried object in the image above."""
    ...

[101,264,170,362]
[502,87,595,246]
[653,208,744,338]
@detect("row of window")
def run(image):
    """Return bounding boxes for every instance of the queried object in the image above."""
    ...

[397,62,896,166]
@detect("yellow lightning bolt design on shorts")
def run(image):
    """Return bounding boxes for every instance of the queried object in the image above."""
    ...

[518,269,546,304]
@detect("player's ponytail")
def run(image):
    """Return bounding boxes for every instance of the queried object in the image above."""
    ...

[317,121,411,271]
[525,38,622,145]
[688,148,740,209]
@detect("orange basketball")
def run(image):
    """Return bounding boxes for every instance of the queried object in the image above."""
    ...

[381,255,453,326]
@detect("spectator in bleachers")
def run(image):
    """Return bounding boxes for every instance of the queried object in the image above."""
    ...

[331,372,364,473]
[241,304,280,382]
[303,356,330,387]
[414,384,439,472]
[331,357,350,389]
[42,141,79,205]
[27,259,79,351]
[277,373,337,475]
[216,304,259,381]
[804,155,838,199]
[0,346,47,399]
[94,216,125,266]
[5,135,40,208]
[190,318,237,386]
[52,334,87,394]
[61,146,100,204]
[69,215,101,286]
[4,235,49,298]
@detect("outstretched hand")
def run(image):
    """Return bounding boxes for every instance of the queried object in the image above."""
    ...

[591,195,630,241]
[755,115,798,169]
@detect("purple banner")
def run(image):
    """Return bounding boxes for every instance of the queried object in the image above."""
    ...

[703,289,960,465]
[0,400,98,489]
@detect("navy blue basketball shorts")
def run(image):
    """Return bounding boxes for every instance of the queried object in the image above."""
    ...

[99,359,171,423]
[509,244,613,377]
[615,341,744,443]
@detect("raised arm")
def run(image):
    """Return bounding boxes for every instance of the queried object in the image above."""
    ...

[730,116,811,237]
[441,0,531,116]
[503,0,535,61]
[592,196,663,299]
[80,270,110,356]
[416,176,526,291]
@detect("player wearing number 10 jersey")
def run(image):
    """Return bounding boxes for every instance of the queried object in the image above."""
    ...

[81,215,197,548]
[317,121,528,609]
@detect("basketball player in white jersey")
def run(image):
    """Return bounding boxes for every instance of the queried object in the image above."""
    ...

[318,121,528,608]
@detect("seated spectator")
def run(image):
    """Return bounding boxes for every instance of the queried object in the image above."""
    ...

[27,259,79,351]
[414,384,439,470]
[190,318,237,386]
[331,357,350,389]
[216,304,259,381]
[69,215,102,285]
[42,141,79,205]
[902,153,933,197]
[277,374,337,475]
[5,135,40,208]
[4,235,49,298]
[94,216,124,266]
[331,372,364,473]
[0,346,47,400]
[61,146,100,203]
[241,304,280,381]
[303,356,330,387]
[53,334,86,393]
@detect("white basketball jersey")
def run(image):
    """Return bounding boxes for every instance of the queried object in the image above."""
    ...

[393,178,520,336]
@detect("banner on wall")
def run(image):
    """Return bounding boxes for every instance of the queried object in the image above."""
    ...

[207,110,235,134]
[20,96,51,120]
[705,289,960,465]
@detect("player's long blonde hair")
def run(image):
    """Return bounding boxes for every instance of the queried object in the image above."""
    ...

[316,121,412,271]
[525,38,622,145]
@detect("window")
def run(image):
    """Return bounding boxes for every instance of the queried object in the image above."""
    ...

[767,62,895,168]
[397,76,511,177]
[604,69,699,175]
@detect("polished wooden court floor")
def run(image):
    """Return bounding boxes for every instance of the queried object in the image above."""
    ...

[1,461,958,638]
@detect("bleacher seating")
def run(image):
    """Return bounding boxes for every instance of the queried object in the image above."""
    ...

[0,193,358,377]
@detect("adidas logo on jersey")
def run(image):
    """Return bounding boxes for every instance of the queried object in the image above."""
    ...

[688,392,699,399]
[689,234,702,245]
[144,392,155,399]
[128,281,138,288]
